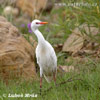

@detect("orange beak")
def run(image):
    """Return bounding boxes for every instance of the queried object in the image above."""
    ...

[39,22,48,24]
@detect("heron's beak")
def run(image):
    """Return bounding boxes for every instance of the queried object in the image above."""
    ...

[39,22,48,24]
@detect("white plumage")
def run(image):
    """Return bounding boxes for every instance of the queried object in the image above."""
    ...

[30,19,57,88]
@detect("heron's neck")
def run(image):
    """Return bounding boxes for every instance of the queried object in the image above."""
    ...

[33,29,46,44]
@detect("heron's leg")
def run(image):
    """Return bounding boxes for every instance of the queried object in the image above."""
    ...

[40,68,43,95]
[53,72,56,85]
[40,77,42,88]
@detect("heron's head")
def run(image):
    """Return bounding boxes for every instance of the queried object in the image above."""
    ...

[28,19,48,32]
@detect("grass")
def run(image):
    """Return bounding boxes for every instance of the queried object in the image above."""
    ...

[0,59,100,100]
[0,0,100,100]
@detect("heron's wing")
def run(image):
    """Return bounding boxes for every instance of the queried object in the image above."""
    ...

[36,41,57,71]
[46,41,57,63]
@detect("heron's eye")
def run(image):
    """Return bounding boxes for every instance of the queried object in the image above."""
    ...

[36,22,39,24]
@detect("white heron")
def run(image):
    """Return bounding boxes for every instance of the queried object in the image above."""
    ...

[28,19,57,89]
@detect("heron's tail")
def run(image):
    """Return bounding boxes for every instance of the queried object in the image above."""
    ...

[44,75,52,83]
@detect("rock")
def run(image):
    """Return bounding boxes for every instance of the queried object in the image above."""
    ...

[29,36,37,47]
[44,0,54,12]
[3,6,19,16]
[83,50,95,55]
[16,0,48,17]
[59,65,75,73]
[62,24,99,54]
[3,6,12,15]
[0,0,4,4]
[12,8,19,16]
[62,32,84,54]
[0,16,37,82]
[54,43,63,52]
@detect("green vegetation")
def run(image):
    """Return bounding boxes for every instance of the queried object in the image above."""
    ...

[0,59,100,100]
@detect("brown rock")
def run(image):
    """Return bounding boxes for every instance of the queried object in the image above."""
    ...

[59,65,75,73]
[62,32,84,54]
[3,6,19,16]
[0,16,37,82]
[16,0,48,17]
[62,24,99,54]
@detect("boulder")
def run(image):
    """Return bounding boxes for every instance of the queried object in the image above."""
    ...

[62,32,84,54]
[3,6,19,16]
[0,16,37,82]
[62,24,99,54]
[16,0,48,17]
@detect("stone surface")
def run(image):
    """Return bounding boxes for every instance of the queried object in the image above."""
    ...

[16,0,48,17]
[59,65,75,73]
[0,16,37,82]
[3,6,19,16]
[62,32,84,54]
[62,24,99,54]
